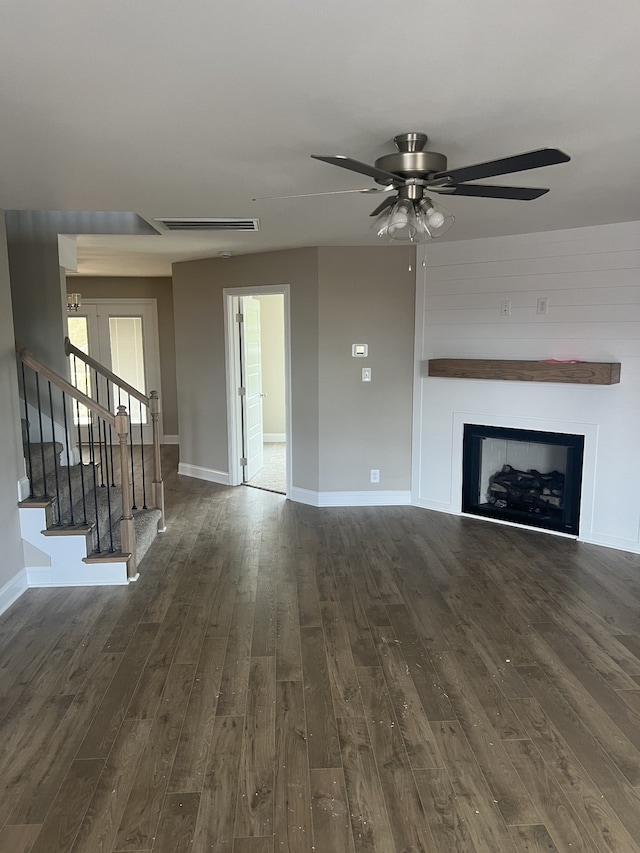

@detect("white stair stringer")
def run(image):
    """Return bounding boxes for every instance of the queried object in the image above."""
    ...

[19,504,129,586]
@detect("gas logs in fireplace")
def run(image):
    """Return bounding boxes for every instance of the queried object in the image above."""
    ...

[487,464,564,514]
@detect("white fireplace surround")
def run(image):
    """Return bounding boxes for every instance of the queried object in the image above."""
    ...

[411,220,640,555]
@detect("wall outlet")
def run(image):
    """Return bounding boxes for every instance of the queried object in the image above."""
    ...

[370,469,380,483]
[500,299,512,316]
[537,297,549,315]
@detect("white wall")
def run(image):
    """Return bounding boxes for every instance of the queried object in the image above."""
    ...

[413,221,640,553]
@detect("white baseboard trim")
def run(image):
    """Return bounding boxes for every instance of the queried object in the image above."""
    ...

[264,433,286,443]
[288,487,319,506]
[289,488,412,507]
[163,435,180,445]
[319,490,412,507]
[0,569,29,616]
[17,476,30,502]
[178,462,230,486]
[579,533,640,554]
[26,562,129,586]
[412,497,457,513]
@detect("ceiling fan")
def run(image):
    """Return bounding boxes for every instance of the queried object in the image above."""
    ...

[257,132,570,243]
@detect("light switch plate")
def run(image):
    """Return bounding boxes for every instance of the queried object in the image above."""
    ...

[362,367,371,382]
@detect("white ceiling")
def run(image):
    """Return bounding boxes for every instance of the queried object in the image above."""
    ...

[1,0,639,276]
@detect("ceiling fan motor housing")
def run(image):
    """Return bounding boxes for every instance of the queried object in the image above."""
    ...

[374,132,448,182]
[375,150,448,180]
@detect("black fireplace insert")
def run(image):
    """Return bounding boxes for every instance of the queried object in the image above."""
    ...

[462,424,584,535]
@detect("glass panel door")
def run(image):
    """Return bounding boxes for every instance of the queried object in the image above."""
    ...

[66,299,162,444]
[108,316,148,425]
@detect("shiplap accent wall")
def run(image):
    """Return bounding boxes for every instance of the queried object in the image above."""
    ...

[413,220,640,553]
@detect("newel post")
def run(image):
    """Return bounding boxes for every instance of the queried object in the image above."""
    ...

[149,390,165,531]
[115,405,137,579]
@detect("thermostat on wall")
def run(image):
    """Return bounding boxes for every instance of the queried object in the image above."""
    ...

[352,344,368,357]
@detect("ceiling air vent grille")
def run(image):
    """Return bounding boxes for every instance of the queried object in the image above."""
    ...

[154,217,260,232]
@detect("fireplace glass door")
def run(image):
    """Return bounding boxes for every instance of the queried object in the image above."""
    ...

[462,425,584,535]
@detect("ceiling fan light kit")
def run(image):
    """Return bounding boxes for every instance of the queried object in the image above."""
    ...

[373,196,455,243]
[309,132,570,244]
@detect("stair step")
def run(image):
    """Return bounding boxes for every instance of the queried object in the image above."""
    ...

[20,440,162,584]
[18,497,55,509]
[41,524,94,537]
[83,551,131,564]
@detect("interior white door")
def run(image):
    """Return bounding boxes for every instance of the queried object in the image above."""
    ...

[241,296,264,480]
[67,299,161,443]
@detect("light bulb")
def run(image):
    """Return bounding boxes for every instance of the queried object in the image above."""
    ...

[389,209,408,230]
[415,197,455,240]
[373,199,419,242]
[426,210,445,229]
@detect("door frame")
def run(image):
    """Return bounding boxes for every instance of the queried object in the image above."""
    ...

[223,284,292,493]
[68,297,163,443]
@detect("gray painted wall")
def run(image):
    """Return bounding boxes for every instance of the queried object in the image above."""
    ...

[172,246,415,494]
[70,277,179,436]
[6,215,68,376]
[172,248,319,490]
[317,247,415,492]
[6,210,159,377]
[0,212,28,590]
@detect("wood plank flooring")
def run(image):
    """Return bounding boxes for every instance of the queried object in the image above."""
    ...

[2,446,640,852]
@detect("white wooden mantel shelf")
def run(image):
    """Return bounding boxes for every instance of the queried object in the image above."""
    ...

[425,359,621,385]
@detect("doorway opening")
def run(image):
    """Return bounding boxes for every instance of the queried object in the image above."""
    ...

[224,285,291,495]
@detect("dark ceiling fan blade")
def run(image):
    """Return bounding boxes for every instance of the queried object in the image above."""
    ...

[369,196,397,217]
[433,148,570,185]
[434,184,550,200]
[311,154,402,186]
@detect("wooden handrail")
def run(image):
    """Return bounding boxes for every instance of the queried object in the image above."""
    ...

[64,336,150,407]
[64,336,165,533]
[16,345,115,426]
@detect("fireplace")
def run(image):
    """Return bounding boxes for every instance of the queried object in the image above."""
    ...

[461,424,584,535]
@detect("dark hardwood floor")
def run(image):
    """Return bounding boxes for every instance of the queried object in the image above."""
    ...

[2,446,640,852]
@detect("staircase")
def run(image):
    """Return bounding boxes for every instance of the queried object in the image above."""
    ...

[16,342,165,586]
